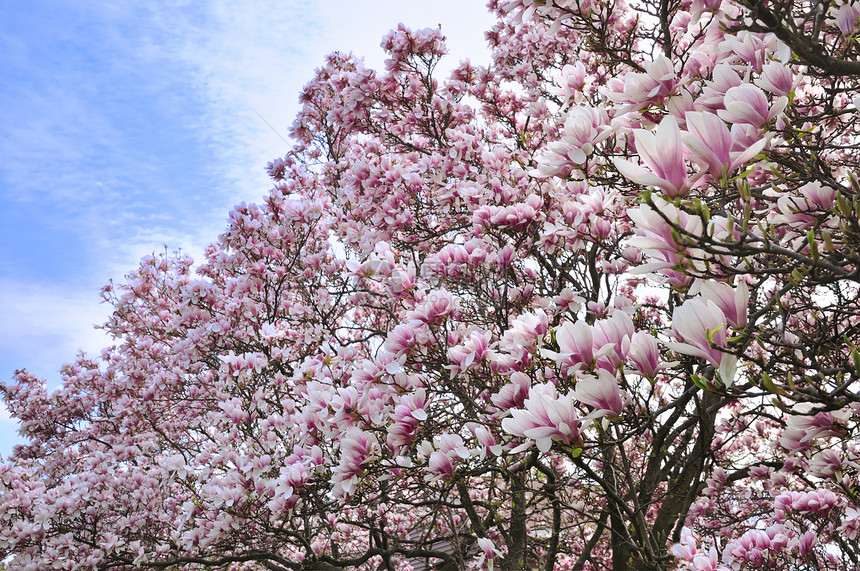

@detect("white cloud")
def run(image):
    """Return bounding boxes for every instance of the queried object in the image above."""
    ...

[0,278,113,383]
[0,402,18,460]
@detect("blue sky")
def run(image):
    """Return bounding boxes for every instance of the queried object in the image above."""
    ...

[0,0,494,456]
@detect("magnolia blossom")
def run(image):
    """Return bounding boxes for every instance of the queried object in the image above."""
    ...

[446,330,493,378]
[387,389,428,450]
[419,433,471,481]
[774,489,840,516]
[475,537,500,571]
[718,84,787,129]
[683,111,765,181]
[778,405,852,452]
[490,371,531,411]
[808,449,843,478]
[628,331,664,379]
[755,62,795,97]
[537,105,612,176]
[595,310,633,352]
[605,55,678,112]
[627,196,705,285]
[572,370,625,417]
[549,319,594,374]
[697,280,749,329]
[772,181,837,229]
[501,383,581,453]
[697,63,743,110]
[615,116,692,197]
[668,298,738,385]
[552,61,588,104]
[834,2,860,36]
[330,429,380,498]
[723,525,790,569]
[546,312,634,375]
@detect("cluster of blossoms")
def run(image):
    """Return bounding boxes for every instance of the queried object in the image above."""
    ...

[2,0,860,569]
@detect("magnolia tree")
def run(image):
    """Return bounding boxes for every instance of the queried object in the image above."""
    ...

[3,0,860,569]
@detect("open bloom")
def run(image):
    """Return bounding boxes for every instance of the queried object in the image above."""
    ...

[615,116,691,197]
[501,383,581,453]
[537,106,611,177]
[627,196,705,286]
[476,538,500,571]
[605,55,678,112]
[697,280,749,329]
[835,2,860,36]
[683,111,766,181]
[591,312,635,372]
[755,62,795,97]
[331,429,380,498]
[550,320,594,374]
[572,370,624,417]
[718,84,787,129]
[667,298,737,385]
[628,331,664,379]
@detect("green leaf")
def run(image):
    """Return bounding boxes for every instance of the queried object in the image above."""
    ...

[761,371,790,397]
[691,373,709,392]
[807,229,818,261]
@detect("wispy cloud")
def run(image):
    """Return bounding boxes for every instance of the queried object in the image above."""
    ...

[0,278,113,381]
[0,0,494,457]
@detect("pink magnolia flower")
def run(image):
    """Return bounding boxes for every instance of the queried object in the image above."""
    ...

[496,309,549,365]
[683,111,766,181]
[615,116,691,197]
[628,331,664,379]
[472,425,503,457]
[797,531,817,558]
[800,181,837,210]
[771,182,835,230]
[491,371,531,411]
[835,2,860,36]
[718,31,771,73]
[808,448,843,478]
[423,433,471,481]
[591,311,635,372]
[572,370,625,417]
[550,319,594,374]
[446,330,493,378]
[697,280,749,329]
[605,56,678,112]
[501,383,581,453]
[539,105,612,174]
[330,428,379,498]
[718,84,787,129]
[723,525,789,569]
[755,62,795,97]
[427,451,455,480]
[553,61,588,105]
[627,196,705,286]
[387,389,428,450]
[668,298,737,385]
[842,507,860,540]
[778,405,851,451]
[774,489,840,516]
[476,537,500,571]
[697,64,742,111]
[672,527,699,562]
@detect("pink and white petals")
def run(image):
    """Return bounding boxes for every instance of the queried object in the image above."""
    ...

[572,370,625,418]
[615,116,692,198]
[501,383,582,453]
[668,297,738,385]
